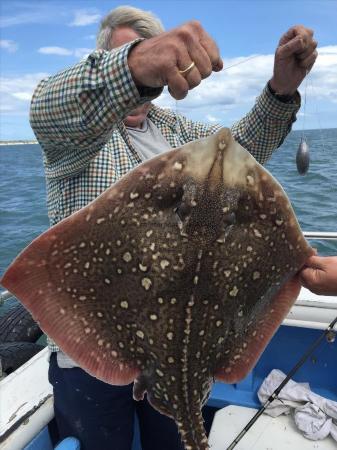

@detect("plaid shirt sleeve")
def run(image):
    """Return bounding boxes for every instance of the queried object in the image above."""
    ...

[173,85,300,165]
[29,40,161,179]
[230,85,300,164]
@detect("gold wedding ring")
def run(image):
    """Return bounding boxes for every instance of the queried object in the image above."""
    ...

[178,61,195,75]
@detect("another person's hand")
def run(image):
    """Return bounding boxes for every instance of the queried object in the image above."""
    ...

[299,255,337,296]
[269,25,318,96]
[128,21,223,100]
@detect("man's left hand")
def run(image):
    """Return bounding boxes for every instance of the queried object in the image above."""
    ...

[269,25,318,96]
[299,255,337,296]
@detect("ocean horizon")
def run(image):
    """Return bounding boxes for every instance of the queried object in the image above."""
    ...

[1,127,336,144]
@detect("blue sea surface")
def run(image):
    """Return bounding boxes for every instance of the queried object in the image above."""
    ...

[0,128,336,282]
[265,128,337,255]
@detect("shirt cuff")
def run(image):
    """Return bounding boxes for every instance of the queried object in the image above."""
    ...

[257,83,301,121]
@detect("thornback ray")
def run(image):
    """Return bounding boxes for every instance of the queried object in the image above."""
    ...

[1,128,314,450]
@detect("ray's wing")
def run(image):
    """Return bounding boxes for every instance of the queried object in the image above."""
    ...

[215,275,302,383]
[1,188,140,385]
[210,159,314,383]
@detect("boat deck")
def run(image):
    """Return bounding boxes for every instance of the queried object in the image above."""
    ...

[209,405,336,449]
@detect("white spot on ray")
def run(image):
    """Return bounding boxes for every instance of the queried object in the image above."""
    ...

[167,332,174,340]
[246,175,254,186]
[141,278,152,290]
[229,286,239,297]
[254,229,262,238]
[218,139,226,150]
[160,260,170,269]
[123,252,132,262]
[137,263,147,273]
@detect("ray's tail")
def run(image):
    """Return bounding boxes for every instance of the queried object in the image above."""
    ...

[177,410,209,450]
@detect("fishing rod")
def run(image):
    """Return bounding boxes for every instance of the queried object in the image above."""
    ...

[225,314,337,450]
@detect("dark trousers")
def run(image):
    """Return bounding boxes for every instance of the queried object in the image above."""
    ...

[48,353,214,450]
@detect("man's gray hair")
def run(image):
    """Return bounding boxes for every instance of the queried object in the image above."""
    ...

[97,5,165,50]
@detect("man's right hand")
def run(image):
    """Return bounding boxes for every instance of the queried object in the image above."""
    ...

[127,21,223,100]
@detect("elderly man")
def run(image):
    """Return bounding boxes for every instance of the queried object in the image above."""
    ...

[30,5,317,450]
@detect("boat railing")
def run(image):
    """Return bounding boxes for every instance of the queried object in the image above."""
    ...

[0,290,12,306]
[301,231,337,240]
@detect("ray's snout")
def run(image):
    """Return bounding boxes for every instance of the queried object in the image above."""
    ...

[180,128,232,184]
[180,128,257,191]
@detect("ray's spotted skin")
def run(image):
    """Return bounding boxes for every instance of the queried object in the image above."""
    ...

[1,128,313,450]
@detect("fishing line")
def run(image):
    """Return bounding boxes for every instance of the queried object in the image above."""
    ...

[301,69,309,141]
[174,54,262,136]
[225,315,337,450]
[222,54,261,71]
[308,80,326,153]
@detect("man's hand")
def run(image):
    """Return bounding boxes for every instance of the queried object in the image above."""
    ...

[128,21,223,100]
[299,255,337,296]
[269,25,318,96]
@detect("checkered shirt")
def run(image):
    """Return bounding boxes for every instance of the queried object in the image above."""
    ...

[29,41,300,352]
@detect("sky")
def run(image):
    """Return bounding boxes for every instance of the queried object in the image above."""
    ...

[0,0,336,140]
